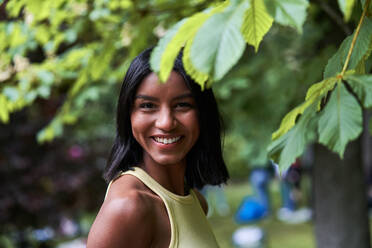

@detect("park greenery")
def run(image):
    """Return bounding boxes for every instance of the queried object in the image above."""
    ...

[0,0,372,247]
[149,0,372,171]
[1,0,371,170]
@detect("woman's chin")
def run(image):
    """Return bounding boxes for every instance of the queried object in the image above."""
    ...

[148,155,186,167]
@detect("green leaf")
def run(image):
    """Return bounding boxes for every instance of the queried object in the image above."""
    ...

[90,45,115,80]
[318,82,363,157]
[241,0,274,52]
[37,118,64,143]
[25,90,37,103]
[9,23,28,48]
[37,85,51,99]
[324,41,348,78]
[150,19,187,79]
[34,25,51,45]
[158,14,210,82]
[26,0,53,23]
[183,40,210,89]
[3,87,20,101]
[338,0,356,21]
[347,17,372,69]
[37,70,54,85]
[324,17,372,78]
[152,1,229,85]
[346,74,372,107]
[189,0,248,82]
[355,35,372,74]
[0,95,9,123]
[152,12,213,82]
[304,76,340,105]
[5,0,26,17]
[37,125,55,143]
[62,113,78,124]
[268,103,318,171]
[272,76,338,140]
[267,0,309,33]
[62,48,92,69]
[70,70,89,96]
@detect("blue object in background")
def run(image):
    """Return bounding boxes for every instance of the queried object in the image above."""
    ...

[250,167,272,212]
[235,197,268,223]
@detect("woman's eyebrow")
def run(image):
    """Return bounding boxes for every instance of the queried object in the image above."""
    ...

[135,93,193,101]
[134,95,158,101]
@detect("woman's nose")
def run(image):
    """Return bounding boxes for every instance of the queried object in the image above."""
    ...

[155,108,176,131]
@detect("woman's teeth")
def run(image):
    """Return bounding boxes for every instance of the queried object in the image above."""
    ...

[154,136,181,144]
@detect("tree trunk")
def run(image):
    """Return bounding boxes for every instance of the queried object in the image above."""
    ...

[362,110,372,178]
[313,139,370,248]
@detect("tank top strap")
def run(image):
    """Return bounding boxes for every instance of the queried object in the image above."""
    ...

[124,167,194,204]
[105,167,194,204]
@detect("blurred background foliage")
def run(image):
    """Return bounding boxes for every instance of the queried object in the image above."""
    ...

[0,0,370,247]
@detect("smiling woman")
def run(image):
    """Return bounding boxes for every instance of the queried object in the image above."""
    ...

[87,48,229,248]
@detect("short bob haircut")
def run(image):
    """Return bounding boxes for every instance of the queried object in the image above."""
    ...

[104,47,229,189]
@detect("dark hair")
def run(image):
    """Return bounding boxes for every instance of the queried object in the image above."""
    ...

[104,48,229,188]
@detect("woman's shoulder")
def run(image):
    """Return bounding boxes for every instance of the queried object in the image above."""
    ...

[87,174,158,248]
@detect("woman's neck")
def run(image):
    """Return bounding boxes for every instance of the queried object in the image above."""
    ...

[139,155,187,196]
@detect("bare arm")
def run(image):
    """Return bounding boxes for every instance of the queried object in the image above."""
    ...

[87,191,154,248]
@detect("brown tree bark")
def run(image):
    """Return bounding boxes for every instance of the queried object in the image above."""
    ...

[313,140,370,248]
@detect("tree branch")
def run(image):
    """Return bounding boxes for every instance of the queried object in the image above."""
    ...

[341,0,370,76]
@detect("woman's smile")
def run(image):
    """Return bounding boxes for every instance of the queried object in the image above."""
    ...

[152,136,182,145]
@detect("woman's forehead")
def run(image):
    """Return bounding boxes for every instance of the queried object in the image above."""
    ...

[136,72,191,96]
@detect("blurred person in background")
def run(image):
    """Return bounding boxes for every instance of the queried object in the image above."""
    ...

[238,158,312,224]
[249,160,275,216]
[277,158,312,224]
[235,161,275,224]
[87,48,229,247]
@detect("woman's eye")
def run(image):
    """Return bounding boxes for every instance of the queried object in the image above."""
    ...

[175,102,193,109]
[139,102,155,109]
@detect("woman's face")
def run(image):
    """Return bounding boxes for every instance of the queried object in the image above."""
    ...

[130,71,200,167]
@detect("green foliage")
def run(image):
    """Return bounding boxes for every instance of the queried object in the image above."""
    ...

[1,0,202,142]
[150,19,187,81]
[214,14,332,168]
[338,0,356,21]
[151,0,309,87]
[265,0,309,33]
[318,82,363,157]
[269,73,367,168]
[324,17,372,78]
[268,72,367,169]
[241,0,273,52]
[346,74,372,107]
[0,95,9,123]
[1,0,370,171]
[189,0,248,82]
[272,76,339,140]
[37,118,63,143]
[151,2,229,85]
[268,103,318,171]
[269,1,372,169]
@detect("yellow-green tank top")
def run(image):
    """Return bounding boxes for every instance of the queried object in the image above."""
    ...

[105,167,219,248]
